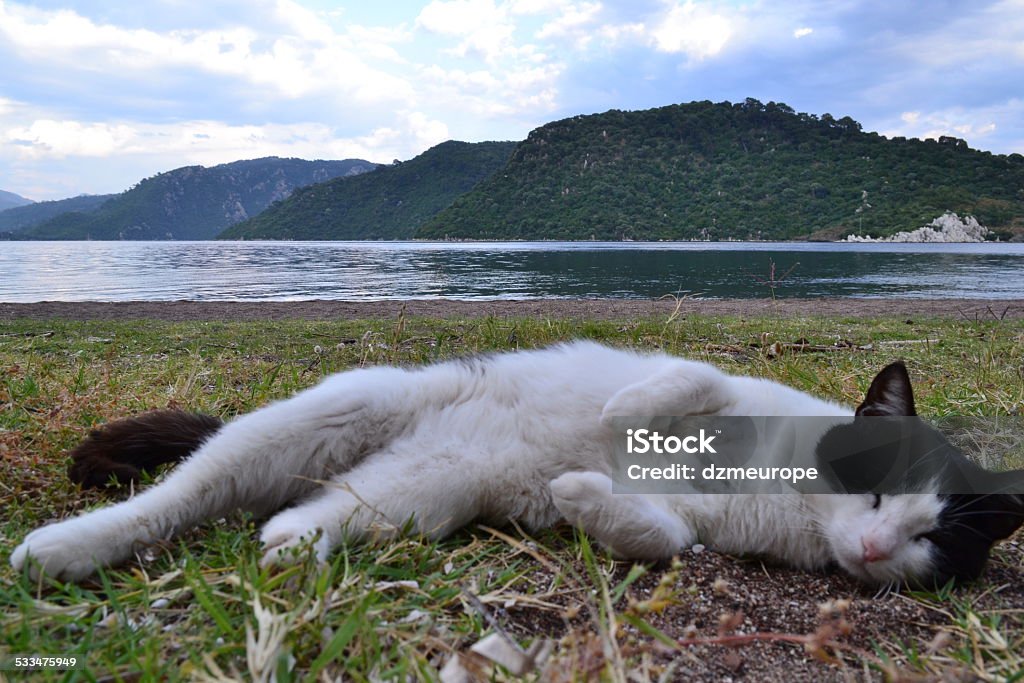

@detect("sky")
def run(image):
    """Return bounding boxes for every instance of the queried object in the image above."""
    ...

[1,0,1022,201]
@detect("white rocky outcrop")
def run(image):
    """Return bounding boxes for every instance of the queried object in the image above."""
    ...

[844,211,989,243]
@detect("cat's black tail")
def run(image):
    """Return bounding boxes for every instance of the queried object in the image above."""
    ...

[68,410,224,489]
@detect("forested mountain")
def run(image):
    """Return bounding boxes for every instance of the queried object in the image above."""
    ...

[16,157,377,240]
[0,190,34,211]
[220,141,517,240]
[0,194,114,234]
[10,100,1023,242]
[417,99,1024,241]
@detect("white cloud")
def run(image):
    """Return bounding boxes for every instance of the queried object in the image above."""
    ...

[416,0,523,63]
[411,0,570,116]
[416,0,504,36]
[509,0,568,15]
[0,1,415,105]
[3,113,450,168]
[345,24,413,63]
[894,0,1024,68]
[405,112,451,148]
[272,0,335,44]
[327,112,451,161]
[422,65,501,93]
[7,120,138,158]
[420,58,563,118]
[793,27,812,38]
[536,2,602,40]
[648,1,733,59]
[598,22,645,43]
[882,105,1015,146]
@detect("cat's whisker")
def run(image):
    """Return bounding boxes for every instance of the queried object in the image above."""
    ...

[944,480,1024,514]
[945,508,1022,518]
[872,580,898,599]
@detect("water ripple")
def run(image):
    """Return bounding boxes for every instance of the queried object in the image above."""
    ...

[1,240,1023,302]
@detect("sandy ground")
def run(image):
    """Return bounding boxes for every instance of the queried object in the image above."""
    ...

[2,298,1023,321]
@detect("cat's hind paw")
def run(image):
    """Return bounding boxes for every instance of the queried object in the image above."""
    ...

[259,514,331,567]
[599,362,728,427]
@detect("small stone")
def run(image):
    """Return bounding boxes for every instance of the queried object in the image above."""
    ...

[401,609,430,623]
[723,651,744,672]
[691,544,706,554]
[372,580,420,591]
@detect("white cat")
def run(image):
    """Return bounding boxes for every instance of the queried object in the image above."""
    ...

[11,341,1023,586]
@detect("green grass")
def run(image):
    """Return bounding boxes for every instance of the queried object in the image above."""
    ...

[1,312,1023,681]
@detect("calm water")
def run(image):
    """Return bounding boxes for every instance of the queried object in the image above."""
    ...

[1,241,1023,302]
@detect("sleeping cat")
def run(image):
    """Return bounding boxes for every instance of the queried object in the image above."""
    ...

[11,341,1024,586]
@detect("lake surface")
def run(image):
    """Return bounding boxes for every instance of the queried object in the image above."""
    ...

[2,241,1023,302]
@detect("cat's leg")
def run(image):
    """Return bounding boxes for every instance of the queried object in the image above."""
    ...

[258,448,481,566]
[550,471,695,560]
[11,413,331,581]
[600,360,733,425]
[11,366,420,581]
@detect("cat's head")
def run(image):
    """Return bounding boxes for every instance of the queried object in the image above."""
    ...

[815,362,1024,587]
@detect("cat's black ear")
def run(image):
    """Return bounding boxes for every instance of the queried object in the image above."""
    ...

[856,362,917,416]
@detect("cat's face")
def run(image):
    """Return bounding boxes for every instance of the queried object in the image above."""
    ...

[819,492,941,584]
[820,490,1024,586]
[815,362,1024,587]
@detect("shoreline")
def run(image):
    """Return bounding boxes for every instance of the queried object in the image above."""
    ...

[2,298,1023,321]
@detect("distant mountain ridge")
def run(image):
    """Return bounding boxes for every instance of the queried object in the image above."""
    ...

[0,194,115,233]
[220,141,516,240]
[14,157,377,240]
[9,100,1024,242]
[417,99,1024,241]
[0,189,34,211]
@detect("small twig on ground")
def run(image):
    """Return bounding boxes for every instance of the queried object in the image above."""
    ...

[0,330,54,338]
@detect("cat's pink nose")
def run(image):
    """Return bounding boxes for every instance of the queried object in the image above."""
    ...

[862,538,889,563]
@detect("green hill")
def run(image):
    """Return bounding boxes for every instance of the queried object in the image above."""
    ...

[0,194,114,234]
[18,157,377,240]
[219,140,517,240]
[417,99,1024,241]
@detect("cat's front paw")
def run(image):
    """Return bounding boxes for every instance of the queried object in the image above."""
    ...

[11,518,116,581]
[259,512,330,567]
[549,471,613,525]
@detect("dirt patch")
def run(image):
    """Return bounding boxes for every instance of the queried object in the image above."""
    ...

[496,539,1024,681]
[2,298,1023,321]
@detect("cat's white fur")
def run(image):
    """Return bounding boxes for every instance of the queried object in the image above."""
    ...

[11,341,941,584]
